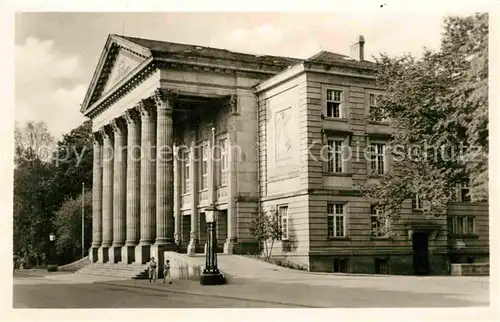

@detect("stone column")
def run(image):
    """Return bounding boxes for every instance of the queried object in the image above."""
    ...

[91,132,103,263]
[224,95,238,254]
[187,138,198,256]
[135,98,157,264]
[122,107,141,264]
[173,144,182,246]
[151,89,176,269]
[100,126,114,262]
[109,118,127,263]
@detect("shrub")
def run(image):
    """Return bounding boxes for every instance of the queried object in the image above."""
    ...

[47,265,58,272]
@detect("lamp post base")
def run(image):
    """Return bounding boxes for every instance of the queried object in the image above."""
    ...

[200,271,226,285]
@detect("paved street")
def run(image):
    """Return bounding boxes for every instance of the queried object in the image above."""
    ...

[13,274,294,308]
[12,270,489,308]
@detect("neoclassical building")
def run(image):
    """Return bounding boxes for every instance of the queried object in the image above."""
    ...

[82,34,488,275]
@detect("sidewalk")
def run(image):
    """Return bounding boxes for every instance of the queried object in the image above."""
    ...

[96,276,488,308]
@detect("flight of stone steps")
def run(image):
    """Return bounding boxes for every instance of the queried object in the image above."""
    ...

[76,262,150,280]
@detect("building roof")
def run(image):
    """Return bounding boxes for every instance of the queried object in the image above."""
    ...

[306,50,376,69]
[119,35,303,68]
[82,34,377,115]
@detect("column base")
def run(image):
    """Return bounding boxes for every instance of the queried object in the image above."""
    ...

[109,246,122,263]
[121,245,135,264]
[223,240,237,254]
[187,239,197,256]
[200,270,226,285]
[135,243,152,264]
[89,246,99,263]
[98,246,109,263]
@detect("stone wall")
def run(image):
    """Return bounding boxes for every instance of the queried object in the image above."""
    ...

[451,263,489,276]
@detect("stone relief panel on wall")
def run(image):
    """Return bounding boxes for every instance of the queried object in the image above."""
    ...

[103,50,142,94]
[275,107,293,161]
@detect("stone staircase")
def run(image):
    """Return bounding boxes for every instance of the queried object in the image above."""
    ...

[76,263,150,280]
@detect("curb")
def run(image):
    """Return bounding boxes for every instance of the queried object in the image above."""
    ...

[95,280,321,308]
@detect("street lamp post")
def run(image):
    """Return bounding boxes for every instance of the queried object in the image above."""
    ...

[48,233,55,265]
[200,206,225,285]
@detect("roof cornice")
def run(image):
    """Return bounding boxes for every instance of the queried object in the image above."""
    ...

[83,56,155,118]
[80,35,152,113]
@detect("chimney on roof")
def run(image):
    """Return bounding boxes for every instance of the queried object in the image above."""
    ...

[349,35,365,61]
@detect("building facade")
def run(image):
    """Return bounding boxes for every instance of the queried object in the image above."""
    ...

[81,34,488,275]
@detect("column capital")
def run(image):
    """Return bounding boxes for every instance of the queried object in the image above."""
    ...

[110,117,127,135]
[93,131,103,144]
[138,98,156,118]
[153,88,178,110]
[99,125,114,140]
[124,108,140,125]
[224,95,238,115]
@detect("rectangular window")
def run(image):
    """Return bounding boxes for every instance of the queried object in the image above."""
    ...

[326,89,343,118]
[370,205,387,237]
[369,93,387,122]
[199,142,208,190]
[447,216,454,235]
[327,139,343,173]
[370,143,386,175]
[456,216,465,234]
[466,216,475,234]
[460,179,471,202]
[182,150,191,194]
[412,194,422,210]
[278,205,289,240]
[327,203,346,238]
[448,216,476,235]
[219,138,228,186]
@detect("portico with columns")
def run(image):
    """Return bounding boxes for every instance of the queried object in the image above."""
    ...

[83,34,284,266]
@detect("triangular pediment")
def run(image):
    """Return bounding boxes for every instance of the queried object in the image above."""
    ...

[81,35,152,114]
[102,49,143,93]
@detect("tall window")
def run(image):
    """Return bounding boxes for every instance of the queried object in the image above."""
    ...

[370,143,386,175]
[326,89,343,118]
[448,216,476,235]
[370,205,388,237]
[219,138,228,186]
[412,194,422,210]
[369,93,386,122]
[278,205,289,240]
[460,179,471,202]
[327,203,346,238]
[182,150,191,194]
[327,139,343,173]
[199,142,208,190]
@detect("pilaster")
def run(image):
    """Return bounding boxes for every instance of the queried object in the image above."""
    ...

[173,144,182,245]
[187,138,198,256]
[224,95,238,254]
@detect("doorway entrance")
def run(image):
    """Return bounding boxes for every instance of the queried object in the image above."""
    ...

[412,231,429,275]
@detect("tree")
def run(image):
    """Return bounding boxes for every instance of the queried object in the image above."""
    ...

[360,13,488,220]
[48,120,93,212]
[13,121,56,265]
[13,158,55,265]
[53,190,92,264]
[249,208,282,260]
[14,121,55,165]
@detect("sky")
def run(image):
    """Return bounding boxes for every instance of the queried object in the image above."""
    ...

[14,9,483,140]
